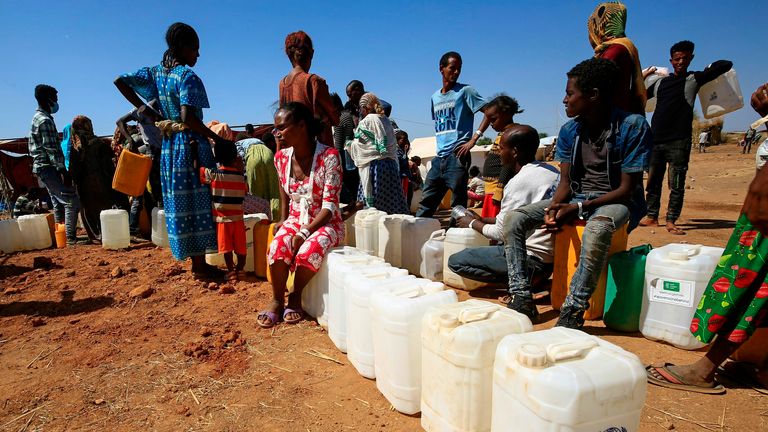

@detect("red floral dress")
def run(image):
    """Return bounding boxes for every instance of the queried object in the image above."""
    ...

[267,143,344,272]
[691,214,768,344]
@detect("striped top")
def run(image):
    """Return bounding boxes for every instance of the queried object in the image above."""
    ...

[200,166,247,223]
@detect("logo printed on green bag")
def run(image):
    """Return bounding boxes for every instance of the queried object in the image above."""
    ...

[663,281,681,292]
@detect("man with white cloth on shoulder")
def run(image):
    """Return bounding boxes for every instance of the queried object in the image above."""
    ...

[448,124,559,302]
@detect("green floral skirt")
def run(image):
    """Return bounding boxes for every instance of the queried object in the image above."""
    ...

[692,214,768,344]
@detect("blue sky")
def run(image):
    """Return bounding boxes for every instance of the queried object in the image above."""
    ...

[1,0,765,139]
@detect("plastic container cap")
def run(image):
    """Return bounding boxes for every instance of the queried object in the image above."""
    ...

[516,343,548,368]
[667,245,702,261]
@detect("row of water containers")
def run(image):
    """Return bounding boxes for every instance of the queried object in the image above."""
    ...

[302,245,646,432]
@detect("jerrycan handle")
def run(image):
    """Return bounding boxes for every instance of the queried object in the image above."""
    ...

[390,285,425,298]
[457,304,498,324]
[428,229,446,241]
[546,339,598,363]
[668,244,703,261]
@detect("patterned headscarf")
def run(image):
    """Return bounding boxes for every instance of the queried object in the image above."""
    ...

[71,115,96,151]
[588,2,627,50]
[359,93,385,116]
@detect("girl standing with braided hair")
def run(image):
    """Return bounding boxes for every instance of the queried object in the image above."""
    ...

[115,22,233,277]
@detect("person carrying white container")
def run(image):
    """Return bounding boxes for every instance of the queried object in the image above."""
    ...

[502,59,652,328]
[646,83,768,395]
[640,40,733,235]
[450,124,559,299]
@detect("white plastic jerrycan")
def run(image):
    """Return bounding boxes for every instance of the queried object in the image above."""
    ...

[639,244,724,350]
[377,214,415,266]
[402,217,442,276]
[0,218,25,253]
[346,272,418,378]
[443,227,490,290]
[354,208,386,255]
[205,252,226,267]
[100,209,130,250]
[371,281,457,414]
[420,230,446,282]
[421,300,533,432]
[242,213,268,273]
[699,68,743,119]
[327,259,404,352]
[491,327,646,432]
[302,246,368,327]
[150,207,168,248]
[17,214,53,251]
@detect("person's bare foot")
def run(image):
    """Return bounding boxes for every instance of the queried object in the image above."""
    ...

[666,221,685,235]
[666,363,713,388]
[639,216,659,227]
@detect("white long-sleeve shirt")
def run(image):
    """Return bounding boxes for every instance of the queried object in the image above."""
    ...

[481,161,560,263]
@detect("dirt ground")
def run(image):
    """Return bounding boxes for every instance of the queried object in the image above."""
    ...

[1,142,767,432]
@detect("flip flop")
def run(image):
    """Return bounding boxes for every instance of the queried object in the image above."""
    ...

[646,363,725,394]
[716,362,768,395]
[226,270,239,282]
[257,310,281,329]
[666,225,686,235]
[283,307,303,324]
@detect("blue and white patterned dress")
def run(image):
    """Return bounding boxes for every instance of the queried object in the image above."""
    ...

[120,65,217,260]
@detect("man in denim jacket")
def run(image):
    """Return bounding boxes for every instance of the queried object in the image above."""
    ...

[503,58,652,328]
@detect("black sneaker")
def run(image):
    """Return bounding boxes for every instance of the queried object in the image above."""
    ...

[506,294,539,321]
[555,307,586,329]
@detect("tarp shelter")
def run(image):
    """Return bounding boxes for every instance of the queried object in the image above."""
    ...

[0,138,36,199]
[539,136,556,148]
[408,136,489,171]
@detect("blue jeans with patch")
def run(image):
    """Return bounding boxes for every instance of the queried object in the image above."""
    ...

[415,153,469,217]
[37,166,81,241]
[503,194,629,312]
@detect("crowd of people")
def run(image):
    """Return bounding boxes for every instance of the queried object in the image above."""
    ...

[19,2,768,394]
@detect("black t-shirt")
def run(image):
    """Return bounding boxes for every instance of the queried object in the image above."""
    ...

[649,60,732,143]
[580,130,612,194]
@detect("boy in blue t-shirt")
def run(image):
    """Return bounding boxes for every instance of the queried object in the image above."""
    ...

[416,51,489,217]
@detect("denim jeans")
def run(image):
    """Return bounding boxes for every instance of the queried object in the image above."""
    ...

[37,166,81,241]
[447,244,553,286]
[415,153,469,217]
[504,195,629,312]
[645,138,691,222]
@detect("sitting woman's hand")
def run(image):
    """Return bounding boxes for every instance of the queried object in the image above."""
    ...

[291,234,305,255]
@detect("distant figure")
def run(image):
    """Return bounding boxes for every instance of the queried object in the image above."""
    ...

[331,92,360,206]
[245,123,255,137]
[199,141,248,282]
[416,51,489,217]
[698,129,710,153]
[12,187,49,218]
[640,40,733,235]
[587,1,646,114]
[743,128,757,154]
[396,130,411,201]
[346,93,409,214]
[28,84,82,244]
[467,166,484,207]
[279,31,339,148]
[344,80,393,126]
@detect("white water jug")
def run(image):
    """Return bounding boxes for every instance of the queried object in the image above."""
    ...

[0,219,24,253]
[443,228,490,290]
[100,209,130,250]
[344,215,355,247]
[346,272,419,378]
[354,208,386,255]
[640,244,724,349]
[371,282,457,414]
[205,252,225,267]
[643,67,668,113]
[377,214,415,266]
[402,217,441,276]
[302,246,367,327]
[150,207,168,248]
[420,230,445,281]
[699,68,743,119]
[421,300,533,432]
[242,213,267,273]
[17,214,52,250]
[492,327,646,432]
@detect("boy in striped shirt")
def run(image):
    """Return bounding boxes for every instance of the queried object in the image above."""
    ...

[200,142,248,281]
